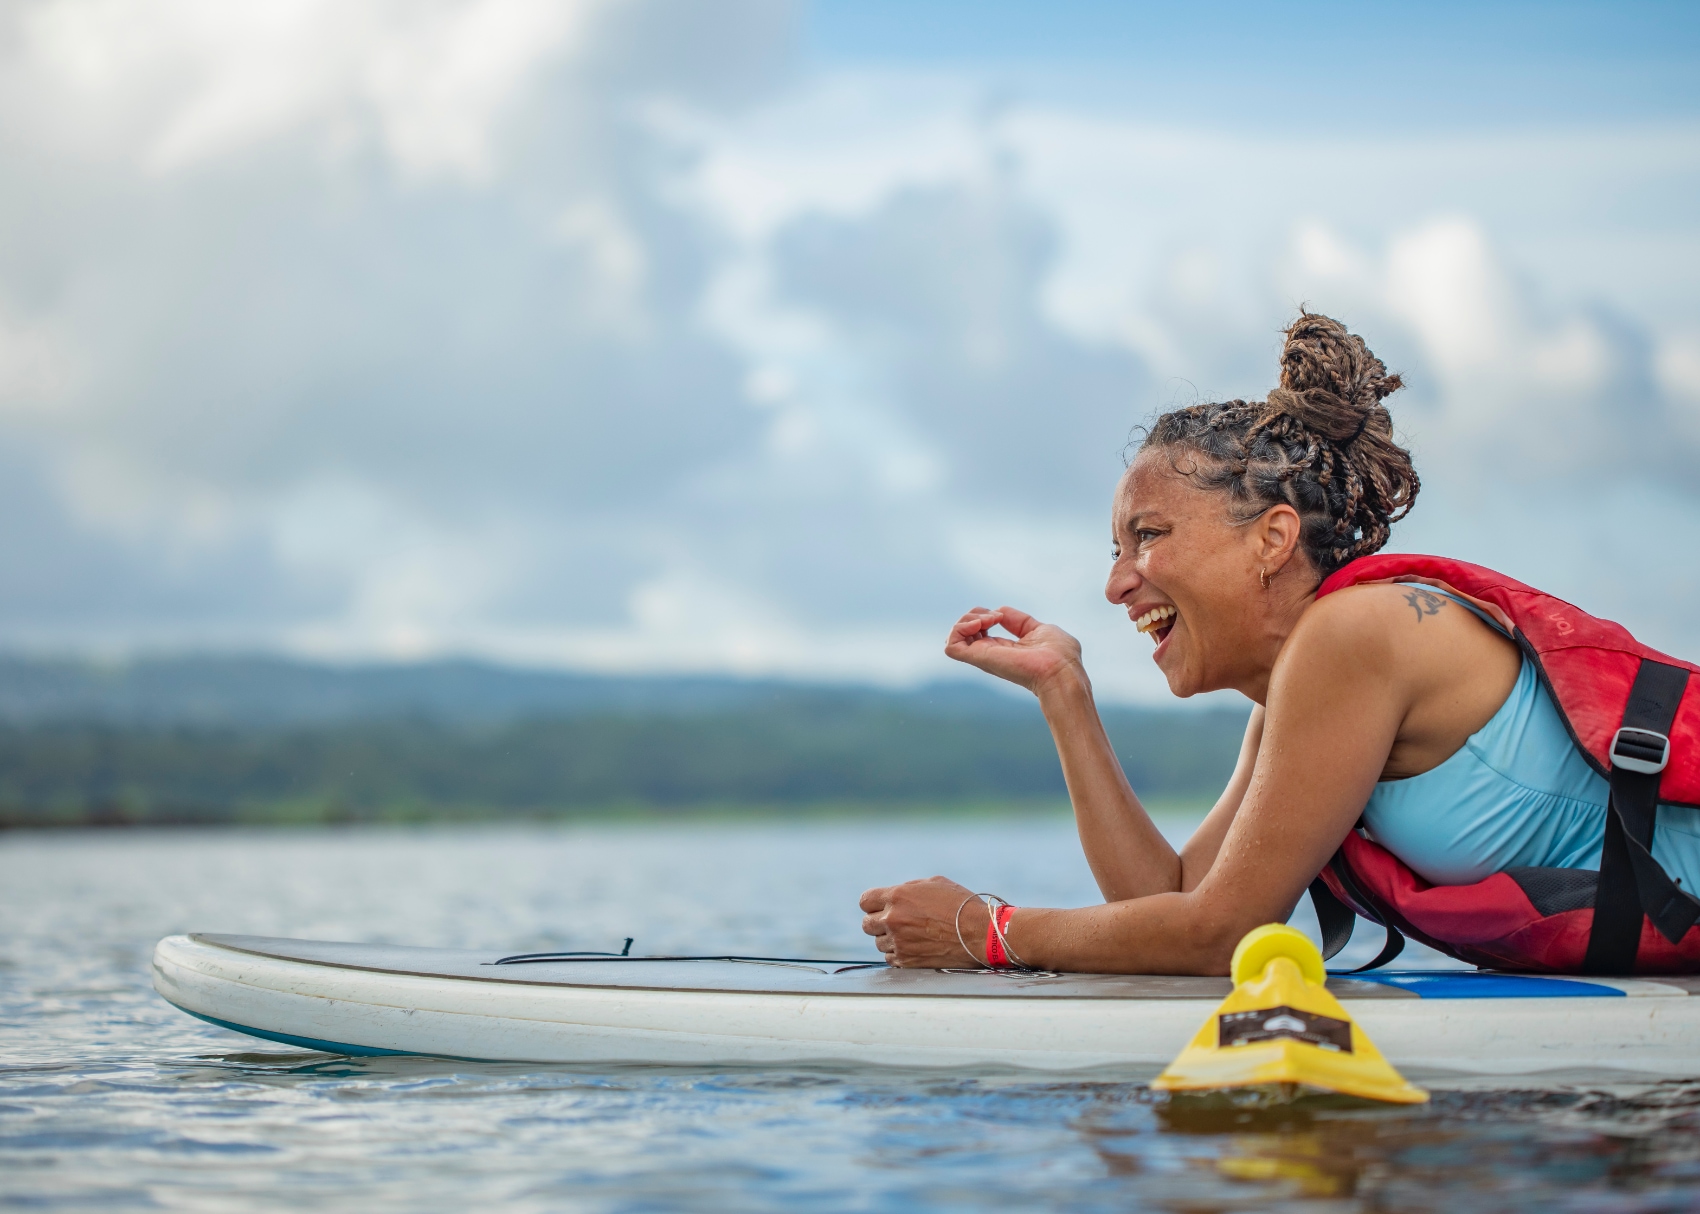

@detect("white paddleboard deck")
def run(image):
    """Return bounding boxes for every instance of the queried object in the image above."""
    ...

[153,933,1700,1079]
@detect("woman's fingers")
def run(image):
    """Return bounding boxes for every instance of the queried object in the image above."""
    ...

[946,610,1022,666]
[946,605,1043,647]
[861,890,900,959]
[861,887,896,955]
[948,610,1002,643]
[993,605,1042,638]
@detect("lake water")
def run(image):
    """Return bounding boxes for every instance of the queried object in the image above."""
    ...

[5,819,1700,1212]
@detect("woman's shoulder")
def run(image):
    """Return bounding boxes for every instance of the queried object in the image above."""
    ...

[1292,581,1430,645]
[1284,581,1509,671]
[1283,579,1519,695]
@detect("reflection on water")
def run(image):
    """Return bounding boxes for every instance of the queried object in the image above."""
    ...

[4,822,1700,1211]
[1153,1086,1700,1209]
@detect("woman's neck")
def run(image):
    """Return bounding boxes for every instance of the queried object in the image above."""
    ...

[1235,588,1320,706]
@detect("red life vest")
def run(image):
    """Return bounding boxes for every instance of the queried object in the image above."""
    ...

[1309,554,1700,975]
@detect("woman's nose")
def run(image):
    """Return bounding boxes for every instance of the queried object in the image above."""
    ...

[1105,560,1140,604]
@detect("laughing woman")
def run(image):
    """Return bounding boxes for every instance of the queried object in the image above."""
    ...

[859,313,1700,976]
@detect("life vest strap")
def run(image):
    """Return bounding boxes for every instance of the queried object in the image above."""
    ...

[1307,871,1406,971]
[1308,875,1355,961]
[1583,660,1696,974]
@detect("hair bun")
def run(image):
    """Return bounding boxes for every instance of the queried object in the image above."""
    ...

[1267,312,1403,444]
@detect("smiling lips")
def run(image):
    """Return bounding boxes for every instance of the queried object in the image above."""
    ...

[1134,604,1177,641]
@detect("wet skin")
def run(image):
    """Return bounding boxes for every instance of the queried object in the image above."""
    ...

[859,450,1521,974]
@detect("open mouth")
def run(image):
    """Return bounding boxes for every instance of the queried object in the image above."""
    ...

[1134,605,1177,645]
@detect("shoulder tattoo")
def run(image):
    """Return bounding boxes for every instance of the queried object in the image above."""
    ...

[1403,588,1446,622]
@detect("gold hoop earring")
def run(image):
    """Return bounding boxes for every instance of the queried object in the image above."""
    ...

[1259,568,1271,590]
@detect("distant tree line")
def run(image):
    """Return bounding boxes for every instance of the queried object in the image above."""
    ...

[0,699,1249,827]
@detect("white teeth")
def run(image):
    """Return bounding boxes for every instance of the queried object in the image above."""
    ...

[1134,605,1177,635]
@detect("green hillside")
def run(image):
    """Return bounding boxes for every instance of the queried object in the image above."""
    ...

[0,657,1249,827]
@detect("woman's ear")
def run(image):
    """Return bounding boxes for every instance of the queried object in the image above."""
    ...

[1255,503,1303,572]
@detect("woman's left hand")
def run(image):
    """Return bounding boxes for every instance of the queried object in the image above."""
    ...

[859,876,988,967]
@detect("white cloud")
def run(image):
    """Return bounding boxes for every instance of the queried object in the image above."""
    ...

[1385,219,1514,381]
[19,0,594,178]
[0,308,72,411]
[1658,333,1700,404]
[669,73,991,243]
[1,5,1698,698]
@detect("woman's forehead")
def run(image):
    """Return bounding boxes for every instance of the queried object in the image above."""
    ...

[1115,453,1184,518]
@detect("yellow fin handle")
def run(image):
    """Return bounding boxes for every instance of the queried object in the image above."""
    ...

[1231,923,1327,987]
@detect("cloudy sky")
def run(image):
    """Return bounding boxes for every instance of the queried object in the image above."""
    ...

[0,0,1697,701]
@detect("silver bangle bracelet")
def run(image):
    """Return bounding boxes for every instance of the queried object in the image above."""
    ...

[953,891,1033,971]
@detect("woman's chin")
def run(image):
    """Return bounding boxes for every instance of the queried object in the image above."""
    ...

[1156,629,1210,693]
[1152,632,1195,696]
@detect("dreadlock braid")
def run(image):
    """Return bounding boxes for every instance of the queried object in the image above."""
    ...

[1140,312,1420,578]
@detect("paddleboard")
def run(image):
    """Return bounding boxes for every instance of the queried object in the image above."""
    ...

[153,933,1700,1079]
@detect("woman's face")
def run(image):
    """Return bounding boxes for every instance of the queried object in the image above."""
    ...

[1104,449,1279,698]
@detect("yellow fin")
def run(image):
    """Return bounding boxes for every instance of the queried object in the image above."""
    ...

[1152,924,1428,1105]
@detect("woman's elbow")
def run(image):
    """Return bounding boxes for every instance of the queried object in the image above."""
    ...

[1176,902,1270,976]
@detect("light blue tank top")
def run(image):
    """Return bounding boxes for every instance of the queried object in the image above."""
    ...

[1360,591,1700,887]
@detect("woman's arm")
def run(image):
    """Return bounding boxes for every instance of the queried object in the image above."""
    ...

[863,596,1403,973]
[1177,704,1264,892]
[1039,668,1264,901]
[1037,666,1177,901]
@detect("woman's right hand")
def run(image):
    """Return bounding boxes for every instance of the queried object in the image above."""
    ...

[944,605,1085,696]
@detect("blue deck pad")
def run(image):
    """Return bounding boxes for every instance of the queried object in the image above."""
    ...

[1341,971,1624,998]
[177,1004,410,1056]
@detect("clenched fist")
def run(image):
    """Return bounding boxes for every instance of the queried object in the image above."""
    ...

[859,876,988,968]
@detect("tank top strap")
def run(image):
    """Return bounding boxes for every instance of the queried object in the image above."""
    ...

[1424,586,1511,637]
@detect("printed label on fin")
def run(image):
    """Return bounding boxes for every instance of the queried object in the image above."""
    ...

[1218,1005,1353,1053]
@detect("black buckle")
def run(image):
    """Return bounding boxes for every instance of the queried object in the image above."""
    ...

[1611,727,1671,775]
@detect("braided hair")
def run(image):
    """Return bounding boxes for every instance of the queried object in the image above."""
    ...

[1141,312,1420,578]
